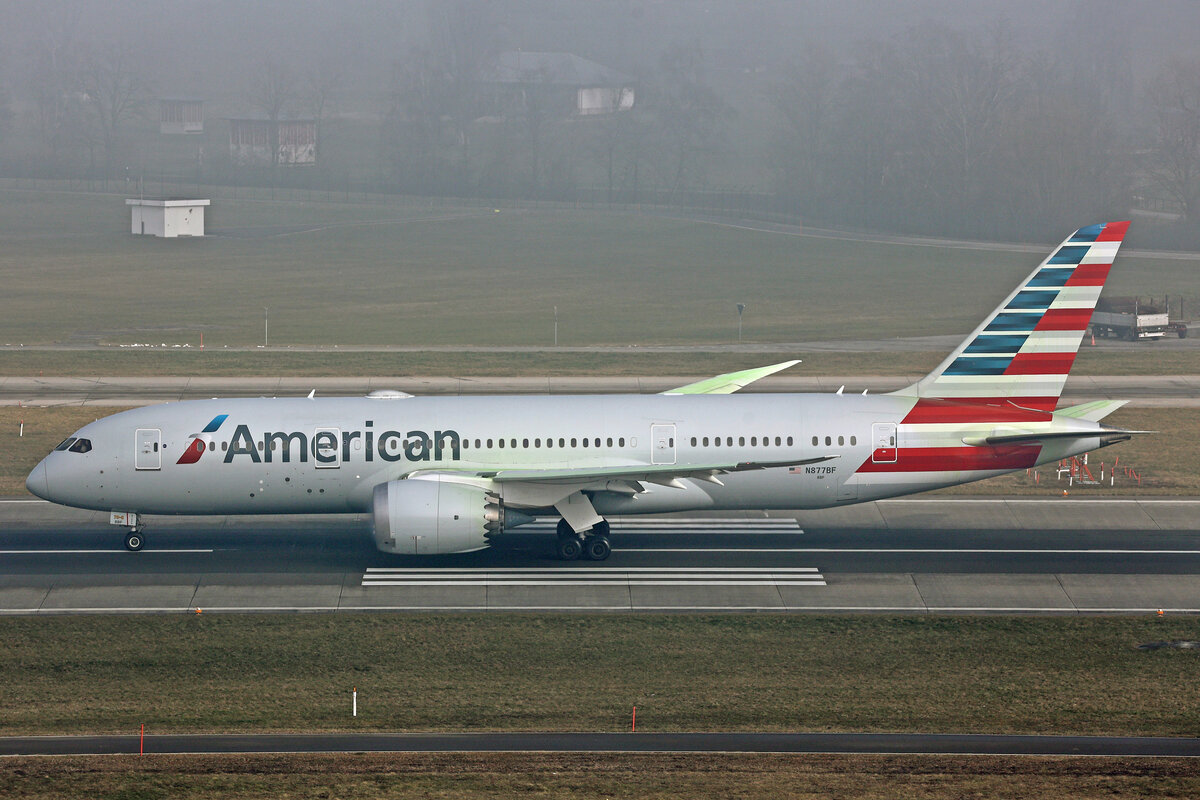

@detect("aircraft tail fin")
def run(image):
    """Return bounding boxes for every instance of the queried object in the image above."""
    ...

[894,221,1129,411]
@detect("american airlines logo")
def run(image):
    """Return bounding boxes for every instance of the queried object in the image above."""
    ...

[178,415,462,465]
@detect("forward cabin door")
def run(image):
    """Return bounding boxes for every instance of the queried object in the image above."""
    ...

[871,422,898,463]
[135,428,162,470]
[650,424,676,465]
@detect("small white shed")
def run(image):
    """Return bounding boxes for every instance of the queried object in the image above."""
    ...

[126,198,210,237]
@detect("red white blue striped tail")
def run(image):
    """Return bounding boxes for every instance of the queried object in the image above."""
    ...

[896,221,1129,411]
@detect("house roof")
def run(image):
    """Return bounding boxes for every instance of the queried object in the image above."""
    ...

[486,51,633,87]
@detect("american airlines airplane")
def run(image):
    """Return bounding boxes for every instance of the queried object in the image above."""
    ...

[27,222,1137,560]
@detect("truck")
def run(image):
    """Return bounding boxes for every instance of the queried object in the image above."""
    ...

[1090,297,1187,341]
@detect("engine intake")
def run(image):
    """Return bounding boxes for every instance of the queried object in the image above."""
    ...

[372,478,503,555]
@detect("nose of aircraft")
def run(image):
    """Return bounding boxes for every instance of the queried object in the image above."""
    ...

[26,459,49,500]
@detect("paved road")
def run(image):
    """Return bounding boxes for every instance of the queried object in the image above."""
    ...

[4,499,1200,614]
[3,731,1198,757]
[1,374,1198,406]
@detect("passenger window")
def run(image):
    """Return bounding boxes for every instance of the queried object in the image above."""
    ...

[475,439,481,449]
[691,437,697,446]
[619,437,625,447]
[208,441,216,452]
[523,438,529,448]
[559,438,566,448]
[498,439,505,448]
[546,439,553,449]
[751,437,757,446]
[487,439,493,448]
[702,437,709,446]
[739,437,745,446]
[825,436,831,446]
[775,436,782,446]
[812,436,818,446]
[582,438,589,448]
[55,437,77,452]
[222,441,228,451]
[838,436,845,446]
[534,439,541,448]
[607,438,614,448]
[851,436,857,446]
[68,438,92,454]
[787,436,794,446]
[571,438,577,447]
[726,437,733,446]
[510,439,517,449]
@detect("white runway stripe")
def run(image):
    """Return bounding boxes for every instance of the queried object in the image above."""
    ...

[362,566,825,587]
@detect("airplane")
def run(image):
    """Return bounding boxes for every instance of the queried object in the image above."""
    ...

[27,222,1139,560]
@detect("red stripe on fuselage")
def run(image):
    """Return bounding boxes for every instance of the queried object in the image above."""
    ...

[901,398,1054,424]
[854,445,1042,473]
[176,438,206,465]
[1005,351,1076,375]
[1035,308,1093,331]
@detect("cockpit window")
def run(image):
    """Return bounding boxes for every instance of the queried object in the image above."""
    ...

[54,437,77,452]
[67,438,92,454]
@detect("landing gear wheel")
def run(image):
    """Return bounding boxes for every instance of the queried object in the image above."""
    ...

[124,531,144,552]
[556,535,583,561]
[582,535,612,561]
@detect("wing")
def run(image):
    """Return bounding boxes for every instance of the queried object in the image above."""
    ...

[661,360,800,395]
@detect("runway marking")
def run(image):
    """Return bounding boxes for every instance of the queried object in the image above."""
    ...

[522,518,803,533]
[362,567,825,587]
[755,549,1200,555]
[0,549,214,554]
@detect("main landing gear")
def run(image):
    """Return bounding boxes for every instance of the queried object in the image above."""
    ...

[556,518,611,561]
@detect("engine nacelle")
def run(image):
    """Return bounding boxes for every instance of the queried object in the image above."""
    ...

[372,478,502,555]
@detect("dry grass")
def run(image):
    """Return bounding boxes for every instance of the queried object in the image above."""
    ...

[2,752,1200,800]
[2,615,1200,738]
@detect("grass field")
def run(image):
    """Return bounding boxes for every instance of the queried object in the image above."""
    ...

[2,187,1198,350]
[3,753,1199,799]
[0,406,1189,496]
[1,615,1199,738]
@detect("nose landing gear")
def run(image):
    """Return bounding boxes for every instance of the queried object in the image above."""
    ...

[111,511,145,552]
[124,529,145,551]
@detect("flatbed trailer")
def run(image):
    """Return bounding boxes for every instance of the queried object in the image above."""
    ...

[1090,297,1187,340]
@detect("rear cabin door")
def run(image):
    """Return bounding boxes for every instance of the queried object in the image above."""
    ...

[871,422,898,464]
[650,424,676,465]
[135,428,161,470]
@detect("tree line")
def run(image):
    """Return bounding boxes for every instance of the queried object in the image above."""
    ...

[2,7,1199,245]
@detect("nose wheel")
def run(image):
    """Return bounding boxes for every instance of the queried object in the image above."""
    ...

[124,529,145,551]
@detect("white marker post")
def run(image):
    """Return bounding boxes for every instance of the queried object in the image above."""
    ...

[353,687,357,717]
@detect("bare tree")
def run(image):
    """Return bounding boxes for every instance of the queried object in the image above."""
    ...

[77,43,148,177]
[251,60,298,170]
[1146,58,1200,223]
[650,41,733,198]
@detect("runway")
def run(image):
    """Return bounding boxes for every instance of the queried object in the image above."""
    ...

[3,498,1200,614]
[3,731,1199,758]
[1,374,1199,405]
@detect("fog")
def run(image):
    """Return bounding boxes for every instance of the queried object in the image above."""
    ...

[3,0,1200,243]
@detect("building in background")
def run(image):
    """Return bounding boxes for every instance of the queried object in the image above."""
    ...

[227,117,317,166]
[159,98,204,134]
[483,51,635,118]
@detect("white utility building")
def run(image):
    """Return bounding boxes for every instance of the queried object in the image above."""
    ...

[126,198,210,237]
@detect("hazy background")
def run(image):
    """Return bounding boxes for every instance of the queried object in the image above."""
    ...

[3,0,1200,245]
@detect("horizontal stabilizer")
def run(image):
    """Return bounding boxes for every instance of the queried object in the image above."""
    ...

[962,427,1147,447]
[662,360,800,395]
[1056,399,1128,422]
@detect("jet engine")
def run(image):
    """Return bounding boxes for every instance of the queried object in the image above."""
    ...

[372,478,506,555]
